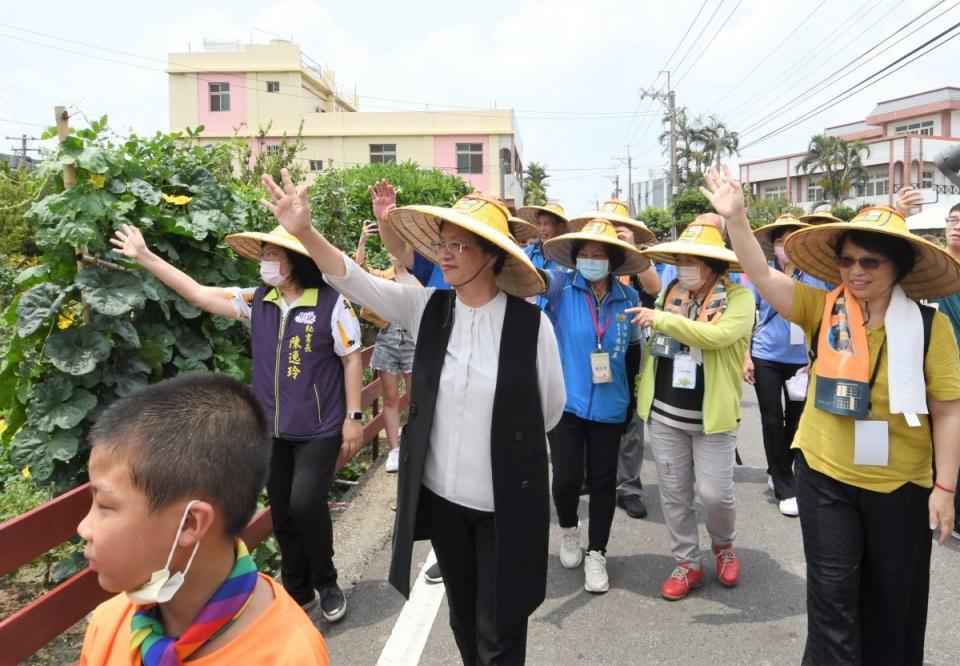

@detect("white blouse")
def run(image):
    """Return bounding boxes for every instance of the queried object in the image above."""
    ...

[325,256,566,511]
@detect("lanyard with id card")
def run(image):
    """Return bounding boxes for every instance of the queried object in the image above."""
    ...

[585,292,613,383]
[854,337,889,466]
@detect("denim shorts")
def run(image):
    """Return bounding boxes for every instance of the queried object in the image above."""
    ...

[371,322,415,374]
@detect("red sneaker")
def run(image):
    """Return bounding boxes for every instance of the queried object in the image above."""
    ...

[712,543,740,587]
[660,563,704,601]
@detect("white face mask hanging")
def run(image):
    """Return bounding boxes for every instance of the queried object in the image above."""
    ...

[126,500,201,605]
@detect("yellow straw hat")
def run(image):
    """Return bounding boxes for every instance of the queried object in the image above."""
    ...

[508,216,540,245]
[226,226,310,262]
[784,206,960,299]
[516,202,568,228]
[641,215,743,272]
[569,200,656,245]
[753,214,811,261]
[387,193,545,297]
[799,211,844,225]
[542,219,650,276]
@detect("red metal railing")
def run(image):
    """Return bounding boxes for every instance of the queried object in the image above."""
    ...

[0,345,406,665]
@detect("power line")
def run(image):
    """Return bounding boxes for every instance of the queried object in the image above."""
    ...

[670,0,727,78]
[707,0,827,111]
[741,19,960,149]
[674,0,744,87]
[738,0,954,136]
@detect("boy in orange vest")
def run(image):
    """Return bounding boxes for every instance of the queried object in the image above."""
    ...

[78,373,329,665]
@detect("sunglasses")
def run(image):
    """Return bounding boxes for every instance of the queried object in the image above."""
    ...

[836,255,889,270]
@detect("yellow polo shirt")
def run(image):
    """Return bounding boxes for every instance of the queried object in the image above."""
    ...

[790,282,960,492]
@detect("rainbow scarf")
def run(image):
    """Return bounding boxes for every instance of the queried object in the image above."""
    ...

[129,541,258,665]
[650,276,730,359]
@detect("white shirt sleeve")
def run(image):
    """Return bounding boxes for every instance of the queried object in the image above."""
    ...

[225,287,257,324]
[330,294,363,357]
[323,254,434,338]
[536,312,567,431]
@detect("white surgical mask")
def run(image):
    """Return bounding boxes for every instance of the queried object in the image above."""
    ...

[677,265,705,291]
[260,260,287,287]
[126,500,201,605]
[774,246,790,267]
[577,258,610,282]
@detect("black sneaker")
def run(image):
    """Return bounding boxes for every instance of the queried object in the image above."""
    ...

[617,494,648,519]
[319,584,347,622]
[423,562,443,584]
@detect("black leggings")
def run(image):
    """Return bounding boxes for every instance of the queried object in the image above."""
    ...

[267,435,341,603]
[753,358,805,499]
[796,452,931,665]
[548,411,623,553]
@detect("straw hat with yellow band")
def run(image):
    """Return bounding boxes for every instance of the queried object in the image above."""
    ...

[508,216,540,245]
[226,225,311,261]
[784,205,960,299]
[516,202,568,228]
[641,215,744,273]
[387,193,544,297]
[542,219,650,276]
[753,213,811,261]
[569,200,657,246]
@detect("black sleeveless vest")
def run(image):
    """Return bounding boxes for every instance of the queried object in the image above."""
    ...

[388,290,549,630]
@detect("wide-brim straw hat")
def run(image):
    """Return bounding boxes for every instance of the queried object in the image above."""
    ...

[517,202,568,227]
[226,226,310,262]
[642,216,743,273]
[569,199,657,246]
[753,214,811,260]
[542,219,649,276]
[508,216,540,245]
[784,206,960,299]
[799,212,844,225]
[387,193,544,297]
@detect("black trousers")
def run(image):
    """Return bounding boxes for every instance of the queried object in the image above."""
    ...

[548,411,623,553]
[795,452,932,665]
[424,487,528,666]
[753,358,806,499]
[267,435,341,603]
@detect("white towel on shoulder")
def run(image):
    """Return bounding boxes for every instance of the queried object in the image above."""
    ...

[885,285,926,426]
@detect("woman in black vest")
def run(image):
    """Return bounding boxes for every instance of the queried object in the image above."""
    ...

[260,170,566,665]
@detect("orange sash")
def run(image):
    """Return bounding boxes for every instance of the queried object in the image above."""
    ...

[650,276,729,359]
[813,285,872,418]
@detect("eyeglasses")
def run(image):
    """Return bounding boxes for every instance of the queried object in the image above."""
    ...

[258,249,287,261]
[430,240,470,254]
[946,217,960,227]
[836,255,889,270]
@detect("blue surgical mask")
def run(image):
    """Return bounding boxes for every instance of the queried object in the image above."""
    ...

[577,258,610,282]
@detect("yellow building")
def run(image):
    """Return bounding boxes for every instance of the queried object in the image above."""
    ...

[167,39,525,206]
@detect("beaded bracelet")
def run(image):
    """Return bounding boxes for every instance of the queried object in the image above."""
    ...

[934,482,956,494]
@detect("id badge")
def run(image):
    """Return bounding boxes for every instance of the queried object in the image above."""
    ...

[591,352,612,384]
[789,323,805,345]
[854,420,889,466]
[672,353,697,390]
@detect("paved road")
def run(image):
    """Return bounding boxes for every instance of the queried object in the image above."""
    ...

[316,388,960,665]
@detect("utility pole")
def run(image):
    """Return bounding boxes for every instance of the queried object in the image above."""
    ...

[5,133,40,163]
[612,174,621,200]
[640,70,677,206]
[626,145,633,216]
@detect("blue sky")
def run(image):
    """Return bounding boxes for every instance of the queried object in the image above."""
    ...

[0,0,955,212]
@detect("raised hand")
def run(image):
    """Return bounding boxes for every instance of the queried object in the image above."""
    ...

[110,224,151,263]
[369,180,397,221]
[699,165,746,221]
[615,225,636,247]
[896,186,923,217]
[360,220,379,242]
[260,168,313,238]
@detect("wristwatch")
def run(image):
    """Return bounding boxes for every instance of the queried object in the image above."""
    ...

[346,411,363,422]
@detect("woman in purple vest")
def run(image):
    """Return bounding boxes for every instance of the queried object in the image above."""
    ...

[110,223,363,624]
[259,169,566,665]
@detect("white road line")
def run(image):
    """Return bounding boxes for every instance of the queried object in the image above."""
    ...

[375,549,445,666]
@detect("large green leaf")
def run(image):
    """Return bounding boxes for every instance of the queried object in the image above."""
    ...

[128,179,161,206]
[17,283,66,337]
[14,263,51,288]
[77,147,111,174]
[6,425,79,480]
[29,382,97,433]
[45,326,112,375]
[75,268,145,317]
[175,326,212,361]
[110,319,141,348]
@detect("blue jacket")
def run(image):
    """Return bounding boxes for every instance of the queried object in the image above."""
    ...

[543,270,641,423]
[525,241,557,310]
[749,267,828,364]
[412,252,451,290]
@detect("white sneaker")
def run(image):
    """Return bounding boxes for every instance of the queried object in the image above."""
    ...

[559,524,583,569]
[767,475,775,492]
[779,497,799,517]
[584,550,609,593]
[385,447,400,473]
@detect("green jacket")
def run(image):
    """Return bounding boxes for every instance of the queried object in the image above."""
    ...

[636,281,754,435]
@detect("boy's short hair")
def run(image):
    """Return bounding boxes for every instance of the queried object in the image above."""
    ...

[89,373,270,537]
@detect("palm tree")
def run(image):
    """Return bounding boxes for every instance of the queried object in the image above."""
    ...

[659,111,740,189]
[796,135,870,204]
[524,161,549,205]
[701,116,740,168]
